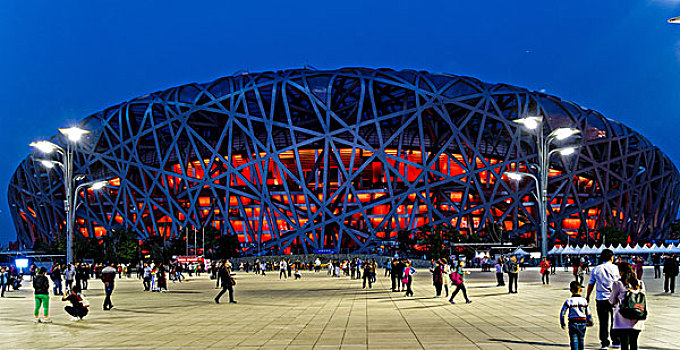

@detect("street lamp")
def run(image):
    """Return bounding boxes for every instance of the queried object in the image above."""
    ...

[507,116,580,258]
[30,127,91,264]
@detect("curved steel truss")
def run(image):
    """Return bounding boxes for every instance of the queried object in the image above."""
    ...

[9,67,680,253]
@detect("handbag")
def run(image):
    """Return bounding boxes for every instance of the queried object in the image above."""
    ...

[229,278,236,286]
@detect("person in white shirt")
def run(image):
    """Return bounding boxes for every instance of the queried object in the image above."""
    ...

[560,281,593,350]
[279,260,288,280]
[586,249,620,349]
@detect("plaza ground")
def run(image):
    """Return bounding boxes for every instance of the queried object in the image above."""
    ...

[0,266,677,349]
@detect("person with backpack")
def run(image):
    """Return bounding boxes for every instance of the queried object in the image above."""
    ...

[504,255,521,293]
[663,254,678,293]
[609,262,646,350]
[448,260,471,304]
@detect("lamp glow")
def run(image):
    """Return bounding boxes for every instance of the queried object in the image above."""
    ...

[40,160,55,169]
[505,172,525,181]
[552,128,580,141]
[30,141,57,154]
[90,181,108,190]
[59,127,89,142]
[559,147,576,156]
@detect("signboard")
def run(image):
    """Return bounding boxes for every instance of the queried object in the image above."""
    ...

[313,249,335,254]
[176,255,203,263]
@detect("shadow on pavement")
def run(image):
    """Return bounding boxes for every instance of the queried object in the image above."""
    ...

[488,339,569,347]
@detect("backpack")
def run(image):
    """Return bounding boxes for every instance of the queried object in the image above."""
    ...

[450,272,463,286]
[619,290,647,321]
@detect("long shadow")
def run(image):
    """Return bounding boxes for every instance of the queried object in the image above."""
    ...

[472,292,515,298]
[488,339,569,347]
[112,308,167,315]
[163,290,202,294]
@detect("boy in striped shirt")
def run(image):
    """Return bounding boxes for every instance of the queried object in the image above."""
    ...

[560,281,593,350]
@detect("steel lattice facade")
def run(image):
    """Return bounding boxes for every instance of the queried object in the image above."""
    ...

[9,67,680,253]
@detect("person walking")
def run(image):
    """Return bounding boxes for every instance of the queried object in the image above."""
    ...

[62,286,89,321]
[430,260,444,297]
[362,259,375,289]
[559,281,593,350]
[663,255,678,293]
[633,256,644,280]
[64,264,75,292]
[505,256,521,293]
[585,248,620,349]
[448,261,471,304]
[33,267,51,323]
[540,257,551,285]
[391,258,401,292]
[214,260,237,304]
[403,261,416,297]
[101,263,117,311]
[652,254,661,279]
[610,262,646,350]
[142,263,152,291]
[441,258,450,297]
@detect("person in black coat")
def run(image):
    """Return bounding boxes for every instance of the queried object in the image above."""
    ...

[663,255,679,293]
[214,260,237,304]
[390,258,401,292]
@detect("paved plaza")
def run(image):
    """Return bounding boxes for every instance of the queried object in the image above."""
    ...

[0,266,677,349]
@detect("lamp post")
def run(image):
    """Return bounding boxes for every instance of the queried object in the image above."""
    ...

[30,127,91,264]
[506,116,580,258]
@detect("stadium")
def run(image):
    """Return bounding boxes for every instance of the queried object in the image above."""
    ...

[8,67,680,254]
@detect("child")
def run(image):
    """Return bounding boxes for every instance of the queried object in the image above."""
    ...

[294,268,302,280]
[559,281,592,350]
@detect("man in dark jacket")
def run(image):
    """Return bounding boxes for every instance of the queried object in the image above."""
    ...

[391,258,401,292]
[50,265,63,295]
[663,255,679,293]
[214,260,236,304]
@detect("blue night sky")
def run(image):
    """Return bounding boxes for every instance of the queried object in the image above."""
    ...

[2,1,680,245]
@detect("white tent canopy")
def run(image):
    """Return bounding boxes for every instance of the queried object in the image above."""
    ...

[552,243,674,255]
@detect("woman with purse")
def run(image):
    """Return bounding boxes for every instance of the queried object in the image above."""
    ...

[430,260,444,297]
[448,261,471,304]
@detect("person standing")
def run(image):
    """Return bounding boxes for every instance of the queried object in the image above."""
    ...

[663,254,678,293]
[505,256,521,293]
[101,263,117,311]
[33,267,51,323]
[391,258,401,292]
[430,260,444,297]
[448,261,471,304]
[214,260,236,304]
[633,256,644,280]
[0,267,7,297]
[362,259,375,289]
[142,263,152,291]
[585,249,620,349]
[279,259,288,280]
[494,258,505,287]
[610,262,646,350]
[559,281,593,350]
[540,257,551,285]
[64,264,75,292]
[441,258,450,297]
[652,254,661,279]
[403,261,416,297]
[50,265,63,296]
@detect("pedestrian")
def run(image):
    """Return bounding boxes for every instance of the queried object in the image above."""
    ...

[80,264,90,290]
[287,259,292,278]
[441,258,450,297]
[101,263,117,311]
[33,267,51,323]
[391,258,401,292]
[610,262,646,350]
[663,255,678,293]
[430,260,444,297]
[62,286,89,321]
[559,281,593,350]
[385,259,391,277]
[540,257,551,285]
[504,255,521,293]
[448,260,471,304]
[403,261,416,297]
[294,267,302,280]
[652,254,661,279]
[0,267,8,297]
[362,259,375,289]
[214,260,237,304]
[64,264,75,292]
[50,265,63,295]
[279,259,288,280]
[633,256,644,280]
[494,258,505,286]
[142,263,152,291]
[585,248,620,349]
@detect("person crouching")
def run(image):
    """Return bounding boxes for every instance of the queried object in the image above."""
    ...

[62,286,88,321]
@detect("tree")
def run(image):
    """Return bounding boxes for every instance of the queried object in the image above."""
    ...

[396,230,412,256]
[215,234,241,258]
[598,226,628,246]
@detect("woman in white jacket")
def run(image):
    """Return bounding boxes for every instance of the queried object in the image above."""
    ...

[609,261,645,350]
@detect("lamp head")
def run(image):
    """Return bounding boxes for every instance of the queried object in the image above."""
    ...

[90,181,108,190]
[551,128,580,141]
[514,116,543,130]
[40,160,55,169]
[505,171,525,181]
[30,141,58,154]
[559,147,577,156]
[59,127,89,142]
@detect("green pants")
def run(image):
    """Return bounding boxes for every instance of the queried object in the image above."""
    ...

[34,294,49,317]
